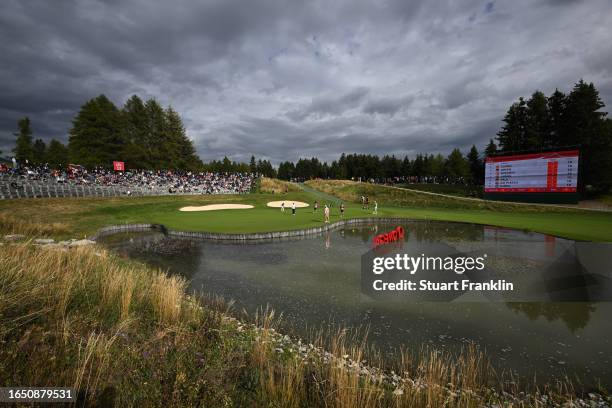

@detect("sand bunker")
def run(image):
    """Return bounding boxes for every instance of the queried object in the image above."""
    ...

[179,204,254,212]
[266,201,310,208]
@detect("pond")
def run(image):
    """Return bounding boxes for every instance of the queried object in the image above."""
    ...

[99,221,612,388]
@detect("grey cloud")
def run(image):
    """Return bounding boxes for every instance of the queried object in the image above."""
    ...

[1,0,611,162]
[287,87,369,120]
[362,95,413,116]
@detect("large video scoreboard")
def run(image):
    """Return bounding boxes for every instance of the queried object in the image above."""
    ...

[484,150,579,203]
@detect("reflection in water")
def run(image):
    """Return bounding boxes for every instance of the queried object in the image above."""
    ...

[100,221,612,388]
[506,302,596,333]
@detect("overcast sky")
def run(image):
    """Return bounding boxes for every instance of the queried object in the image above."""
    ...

[1,0,611,164]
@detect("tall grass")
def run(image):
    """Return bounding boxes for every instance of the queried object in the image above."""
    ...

[260,177,301,194]
[251,325,491,407]
[0,212,70,236]
[0,243,218,405]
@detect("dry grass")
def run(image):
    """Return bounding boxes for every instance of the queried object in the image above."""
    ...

[0,243,212,404]
[0,244,199,329]
[249,323,492,407]
[0,212,70,236]
[260,177,301,194]
[244,314,593,407]
[150,273,186,325]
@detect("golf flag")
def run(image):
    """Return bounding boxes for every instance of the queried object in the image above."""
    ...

[113,161,125,171]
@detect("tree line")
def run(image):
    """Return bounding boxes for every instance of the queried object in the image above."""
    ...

[277,148,484,184]
[10,117,70,169]
[203,155,275,176]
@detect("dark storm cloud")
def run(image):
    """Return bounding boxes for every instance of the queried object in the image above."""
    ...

[287,87,369,120]
[1,0,611,162]
[362,95,414,117]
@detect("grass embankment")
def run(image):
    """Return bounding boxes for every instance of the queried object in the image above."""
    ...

[260,177,301,194]
[2,240,578,407]
[398,183,483,198]
[305,179,612,241]
[597,193,612,207]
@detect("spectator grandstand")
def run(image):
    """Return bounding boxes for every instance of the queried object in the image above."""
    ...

[0,163,254,199]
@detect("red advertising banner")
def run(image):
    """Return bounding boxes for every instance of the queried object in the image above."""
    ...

[113,161,125,172]
[484,150,578,193]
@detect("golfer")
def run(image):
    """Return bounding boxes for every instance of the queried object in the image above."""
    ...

[340,203,345,217]
[373,200,378,215]
[314,200,319,213]
[281,202,285,212]
[292,202,296,215]
[324,204,330,223]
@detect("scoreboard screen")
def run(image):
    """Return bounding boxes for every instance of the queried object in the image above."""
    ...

[484,150,579,194]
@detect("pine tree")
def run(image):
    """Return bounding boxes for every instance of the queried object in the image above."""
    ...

[467,145,482,184]
[430,154,445,179]
[277,161,295,180]
[13,117,34,163]
[497,98,528,151]
[32,139,47,165]
[122,95,149,169]
[412,154,424,181]
[401,156,411,179]
[144,98,167,167]
[484,139,497,156]
[69,95,124,168]
[422,155,431,179]
[46,139,69,168]
[547,89,567,147]
[525,91,550,149]
[600,119,612,191]
[444,148,470,181]
[164,106,201,170]
[564,80,610,191]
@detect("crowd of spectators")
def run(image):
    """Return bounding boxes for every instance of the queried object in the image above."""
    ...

[0,160,254,195]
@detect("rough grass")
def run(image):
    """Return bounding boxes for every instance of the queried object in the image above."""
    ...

[399,183,484,198]
[0,212,70,237]
[597,193,612,206]
[305,179,574,213]
[0,243,245,406]
[260,177,301,194]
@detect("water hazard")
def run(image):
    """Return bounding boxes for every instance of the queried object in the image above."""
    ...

[99,221,612,387]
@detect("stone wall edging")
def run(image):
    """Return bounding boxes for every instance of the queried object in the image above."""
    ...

[89,218,411,241]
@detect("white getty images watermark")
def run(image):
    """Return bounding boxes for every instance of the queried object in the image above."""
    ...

[372,253,487,275]
[370,253,514,292]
